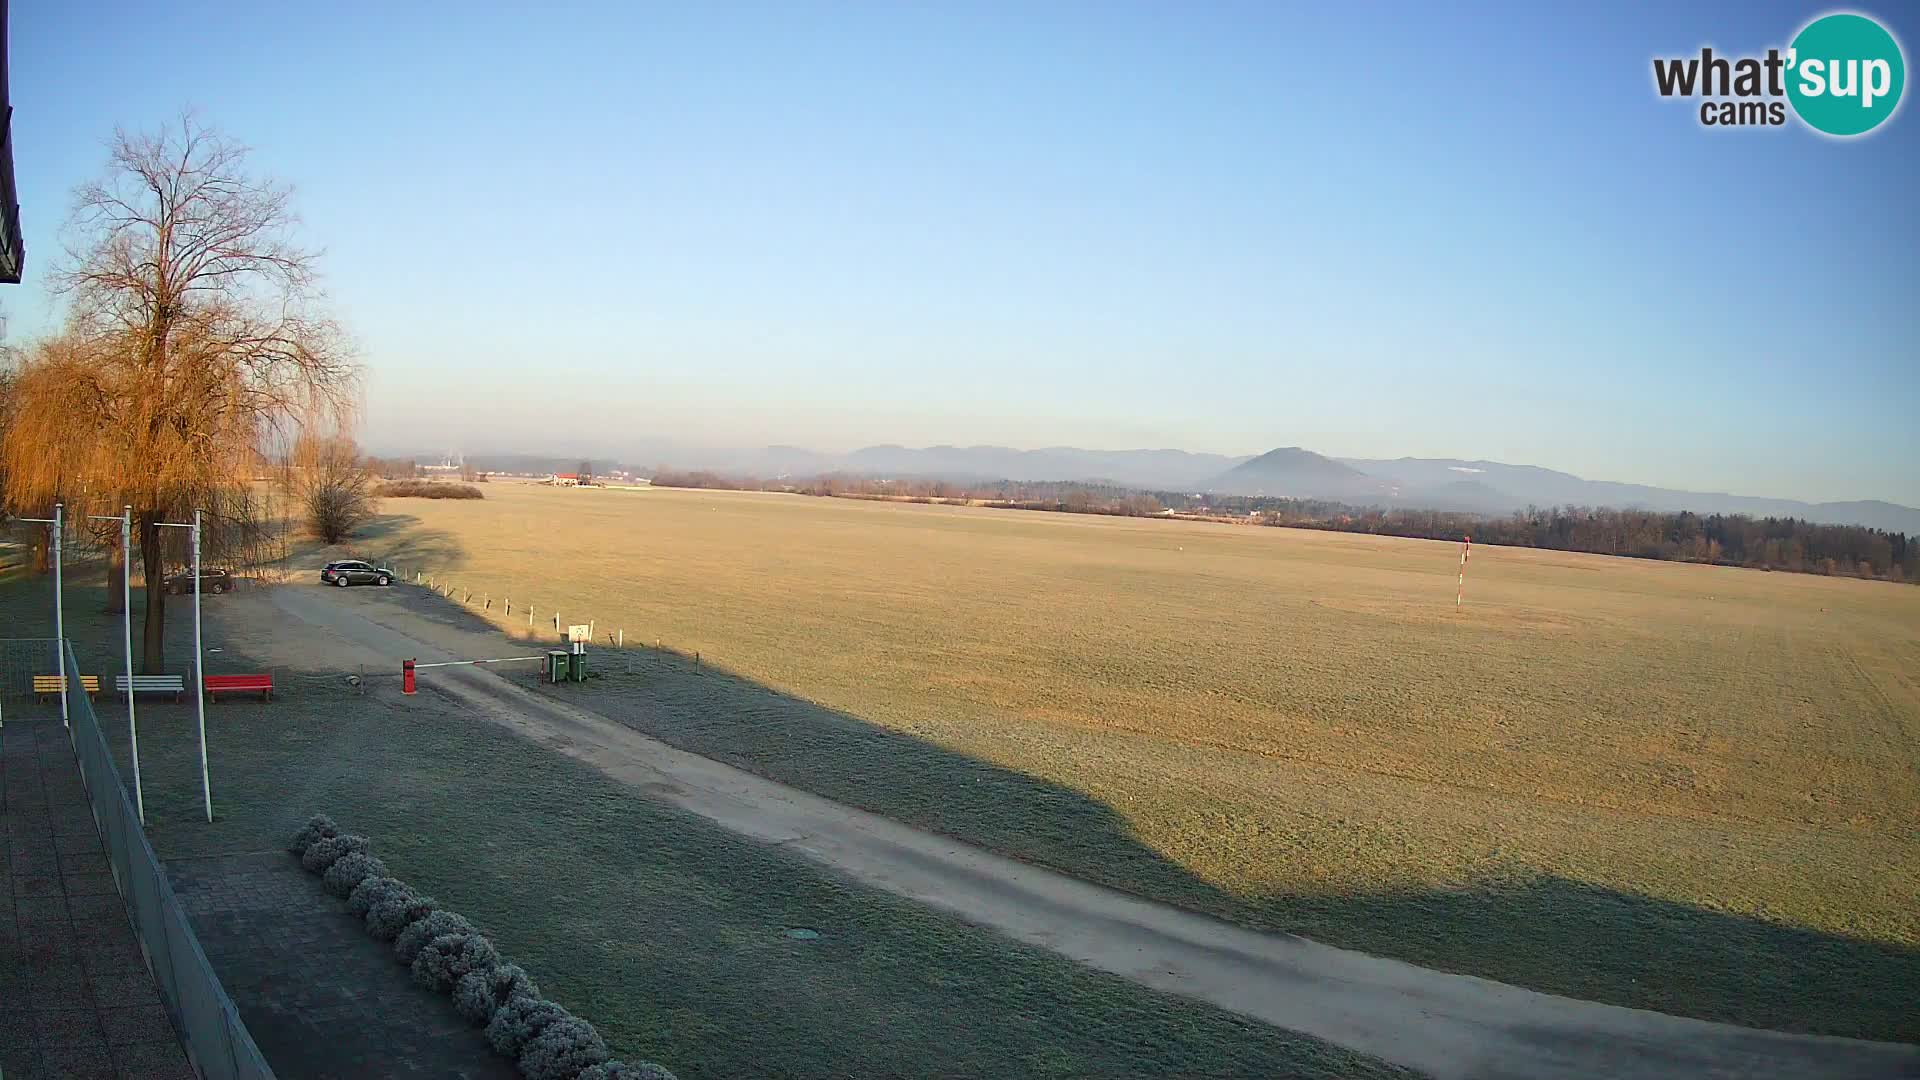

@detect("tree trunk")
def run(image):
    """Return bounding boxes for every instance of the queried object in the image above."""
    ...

[139,512,168,674]
[107,541,127,614]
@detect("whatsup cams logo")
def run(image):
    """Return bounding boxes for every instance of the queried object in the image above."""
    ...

[1653,11,1906,136]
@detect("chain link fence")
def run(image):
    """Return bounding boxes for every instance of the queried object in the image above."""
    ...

[0,636,56,698]
[40,638,277,1080]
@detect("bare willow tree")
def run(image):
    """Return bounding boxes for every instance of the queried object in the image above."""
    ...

[287,433,378,544]
[0,114,357,670]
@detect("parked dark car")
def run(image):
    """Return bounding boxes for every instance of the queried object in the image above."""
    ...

[165,567,232,595]
[320,560,394,587]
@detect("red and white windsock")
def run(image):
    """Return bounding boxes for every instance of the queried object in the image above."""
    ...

[1456,535,1472,610]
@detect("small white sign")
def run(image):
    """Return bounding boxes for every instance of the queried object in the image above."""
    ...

[566,624,593,643]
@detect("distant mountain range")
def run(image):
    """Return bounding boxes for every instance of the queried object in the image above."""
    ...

[441,443,1920,534]
[1329,456,1920,534]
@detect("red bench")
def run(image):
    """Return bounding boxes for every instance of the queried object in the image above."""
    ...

[203,673,274,702]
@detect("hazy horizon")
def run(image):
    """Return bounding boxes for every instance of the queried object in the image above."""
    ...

[364,433,1920,510]
[8,2,1917,506]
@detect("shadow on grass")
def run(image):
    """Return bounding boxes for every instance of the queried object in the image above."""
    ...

[551,642,1920,1047]
[278,512,467,576]
[11,569,1918,1071]
[26,585,1411,1080]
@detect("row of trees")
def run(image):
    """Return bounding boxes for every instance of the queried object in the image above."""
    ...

[650,470,1172,516]
[649,469,1918,584]
[1,115,362,670]
[365,457,492,483]
[1241,502,1920,582]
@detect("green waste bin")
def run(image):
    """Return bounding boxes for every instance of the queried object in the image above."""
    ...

[546,650,569,684]
[568,649,587,683]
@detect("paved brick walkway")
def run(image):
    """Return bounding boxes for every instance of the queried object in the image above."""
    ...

[1,717,194,1080]
[168,851,520,1080]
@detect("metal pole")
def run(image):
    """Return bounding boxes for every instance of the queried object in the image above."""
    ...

[8,509,66,748]
[192,508,211,821]
[54,502,67,726]
[126,508,144,823]
[92,508,144,824]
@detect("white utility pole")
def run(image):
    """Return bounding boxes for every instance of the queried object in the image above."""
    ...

[91,507,144,824]
[53,503,64,726]
[157,512,212,821]
[14,504,68,726]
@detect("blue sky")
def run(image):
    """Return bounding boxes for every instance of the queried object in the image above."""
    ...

[8,2,1917,503]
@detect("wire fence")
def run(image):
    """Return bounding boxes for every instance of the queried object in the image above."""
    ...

[40,637,277,1080]
[0,636,54,696]
[387,560,710,677]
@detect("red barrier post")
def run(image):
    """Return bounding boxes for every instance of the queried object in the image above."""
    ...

[402,658,416,695]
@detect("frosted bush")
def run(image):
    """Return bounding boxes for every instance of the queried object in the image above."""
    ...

[518,1016,609,1080]
[287,814,340,856]
[347,875,406,918]
[323,852,388,898]
[366,890,436,941]
[300,833,370,874]
[412,931,499,991]
[579,1063,678,1080]
[453,964,537,1024]
[485,996,570,1059]
[395,909,476,965]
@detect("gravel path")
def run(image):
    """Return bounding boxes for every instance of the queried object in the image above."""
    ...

[240,581,1918,1080]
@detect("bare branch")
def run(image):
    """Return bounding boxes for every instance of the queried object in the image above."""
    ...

[4,113,360,669]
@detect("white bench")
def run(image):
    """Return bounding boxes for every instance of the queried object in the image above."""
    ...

[114,673,187,702]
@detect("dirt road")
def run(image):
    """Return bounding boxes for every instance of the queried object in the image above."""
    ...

[252,581,1917,1080]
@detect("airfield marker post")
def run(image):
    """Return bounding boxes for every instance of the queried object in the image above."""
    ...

[1456,535,1472,610]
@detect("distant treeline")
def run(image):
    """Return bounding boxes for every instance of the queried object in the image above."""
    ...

[646,471,1919,583]
[1245,502,1918,582]
[649,470,1170,516]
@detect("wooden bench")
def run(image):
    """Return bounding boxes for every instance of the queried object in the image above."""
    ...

[115,673,187,702]
[33,674,100,702]
[203,673,273,702]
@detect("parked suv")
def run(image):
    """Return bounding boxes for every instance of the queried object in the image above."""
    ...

[320,560,394,587]
[165,567,233,595]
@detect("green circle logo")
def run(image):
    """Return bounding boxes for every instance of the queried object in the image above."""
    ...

[1787,13,1906,136]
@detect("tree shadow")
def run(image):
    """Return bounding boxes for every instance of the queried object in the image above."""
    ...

[277,512,467,574]
[536,643,1920,1049]
[59,574,1920,1065]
